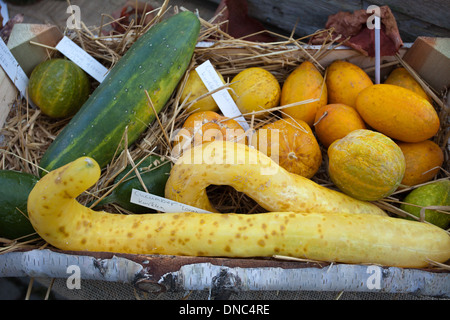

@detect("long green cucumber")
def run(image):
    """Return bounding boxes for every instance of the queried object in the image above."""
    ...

[39,11,200,176]
[0,170,39,239]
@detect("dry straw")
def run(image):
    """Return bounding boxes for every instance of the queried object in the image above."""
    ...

[0,4,448,269]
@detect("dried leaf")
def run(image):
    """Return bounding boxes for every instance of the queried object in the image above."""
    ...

[311,6,403,57]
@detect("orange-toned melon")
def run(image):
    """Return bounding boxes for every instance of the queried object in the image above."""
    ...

[172,111,246,156]
[253,118,322,178]
[384,67,432,103]
[356,84,440,143]
[326,60,373,108]
[397,140,444,186]
[280,61,327,126]
[314,103,366,148]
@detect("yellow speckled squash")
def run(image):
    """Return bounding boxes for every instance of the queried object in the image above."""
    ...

[280,61,327,126]
[326,60,373,108]
[328,129,406,201]
[356,84,440,142]
[166,140,386,216]
[27,155,450,268]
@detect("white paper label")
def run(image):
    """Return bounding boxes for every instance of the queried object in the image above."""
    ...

[0,38,29,98]
[56,36,109,83]
[195,60,250,131]
[130,189,211,213]
[0,1,9,24]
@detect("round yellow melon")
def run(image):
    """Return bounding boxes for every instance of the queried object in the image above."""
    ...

[181,68,225,113]
[229,67,281,119]
[328,129,406,201]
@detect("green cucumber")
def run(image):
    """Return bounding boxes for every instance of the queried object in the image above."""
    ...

[39,11,200,176]
[92,155,171,213]
[0,170,39,239]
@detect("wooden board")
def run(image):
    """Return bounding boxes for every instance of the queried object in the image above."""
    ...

[206,0,450,42]
[7,23,63,76]
[5,0,450,42]
[403,36,450,93]
[0,67,16,130]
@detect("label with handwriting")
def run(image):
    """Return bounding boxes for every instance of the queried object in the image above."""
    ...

[130,189,211,213]
[0,38,29,98]
[56,36,109,83]
[195,60,249,131]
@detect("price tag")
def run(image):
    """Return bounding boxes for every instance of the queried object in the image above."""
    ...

[195,60,250,131]
[0,38,29,98]
[56,36,109,83]
[130,189,211,213]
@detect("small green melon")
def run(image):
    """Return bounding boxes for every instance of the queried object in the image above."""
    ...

[28,58,91,118]
[400,180,450,229]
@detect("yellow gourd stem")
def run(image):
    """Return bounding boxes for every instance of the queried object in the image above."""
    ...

[165,141,387,215]
[27,156,450,268]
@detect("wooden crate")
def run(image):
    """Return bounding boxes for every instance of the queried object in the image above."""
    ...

[0,7,448,300]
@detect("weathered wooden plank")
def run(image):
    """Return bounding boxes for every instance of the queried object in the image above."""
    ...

[0,67,17,130]
[368,0,450,30]
[7,23,63,76]
[403,36,450,93]
[207,0,450,41]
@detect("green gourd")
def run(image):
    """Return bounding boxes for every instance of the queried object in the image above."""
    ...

[28,58,91,118]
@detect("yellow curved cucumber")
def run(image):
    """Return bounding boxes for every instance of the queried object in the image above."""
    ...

[165,140,387,216]
[27,156,450,268]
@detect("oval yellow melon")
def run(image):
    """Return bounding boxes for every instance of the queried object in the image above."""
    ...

[384,67,432,103]
[397,140,444,186]
[326,60,373,108]
[280,61,327,126]
[328,129,406,201]
[229,67,280,119]
[181,68,225,113]
[355,84,440,143]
